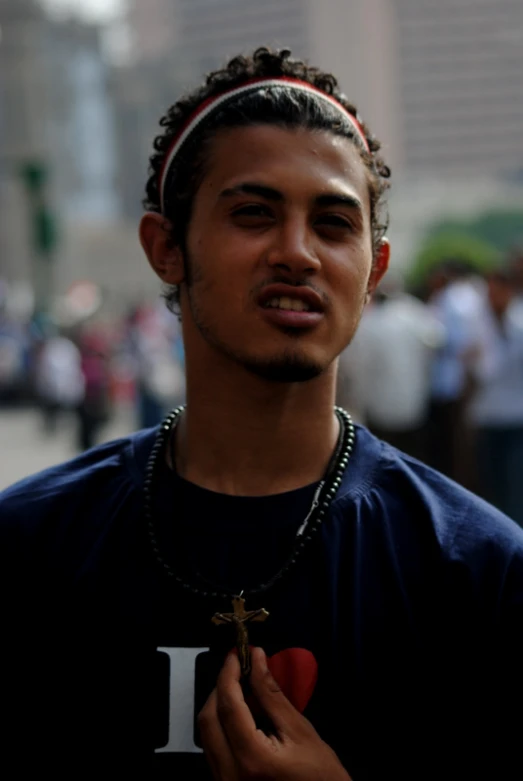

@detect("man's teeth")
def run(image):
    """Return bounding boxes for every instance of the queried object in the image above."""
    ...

[265,296,311,312]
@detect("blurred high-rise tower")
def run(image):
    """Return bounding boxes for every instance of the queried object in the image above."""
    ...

[0,0,121,295]
[0,0,49,283]
[394,0,523,180]
[121,0,523,272]
[124,0,403,172]
[126,0,523,182]
[126,0,179,66]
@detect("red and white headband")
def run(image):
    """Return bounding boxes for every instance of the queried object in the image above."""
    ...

[159,76,370,213]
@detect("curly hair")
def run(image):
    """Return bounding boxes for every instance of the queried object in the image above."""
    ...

[143,47,391,312]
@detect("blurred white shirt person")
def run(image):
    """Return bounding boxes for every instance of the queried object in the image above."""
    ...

[425,263,486,484]
[35,333,85,432]
[338,281,444,460]
[469,270,523,526]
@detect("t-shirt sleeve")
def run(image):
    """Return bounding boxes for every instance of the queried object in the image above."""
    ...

[487,542,523,771]
[435,492,523,772]
[0,441,142,767]
[495,539,523,678]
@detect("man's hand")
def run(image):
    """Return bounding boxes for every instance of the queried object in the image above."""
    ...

[198,647,351,781]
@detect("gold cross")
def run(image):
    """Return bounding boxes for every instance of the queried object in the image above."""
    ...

[212,596,269,677]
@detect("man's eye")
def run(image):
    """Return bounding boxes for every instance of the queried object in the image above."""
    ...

[315,214,353,229]
[232,204,272,218]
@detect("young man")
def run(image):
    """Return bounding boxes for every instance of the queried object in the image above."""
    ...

[1,48,522,780]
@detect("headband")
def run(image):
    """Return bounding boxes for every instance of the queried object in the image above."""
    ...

[159,76,370,213]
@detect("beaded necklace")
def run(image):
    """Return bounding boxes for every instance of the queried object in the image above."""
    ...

[144,405,355,675]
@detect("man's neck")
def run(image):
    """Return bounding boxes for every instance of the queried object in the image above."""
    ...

[172,364,339,497]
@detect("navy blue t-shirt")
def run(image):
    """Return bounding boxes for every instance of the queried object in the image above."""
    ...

[1,424,523,779]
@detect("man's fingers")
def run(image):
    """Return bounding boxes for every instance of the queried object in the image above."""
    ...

[198,686,239,781]
[248,647,311,739]
[201,650,348,780]
[214,651,281,760]
[215,652,260,746]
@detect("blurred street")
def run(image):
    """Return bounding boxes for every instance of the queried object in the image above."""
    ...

[0,405,134,491]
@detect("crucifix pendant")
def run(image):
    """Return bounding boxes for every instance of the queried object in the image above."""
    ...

[212,595,269,677]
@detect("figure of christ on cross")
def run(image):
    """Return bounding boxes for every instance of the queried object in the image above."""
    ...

[212,596,270,677]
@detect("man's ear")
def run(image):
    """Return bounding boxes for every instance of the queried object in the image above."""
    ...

[366,238,391,300]
[139,212,185,285]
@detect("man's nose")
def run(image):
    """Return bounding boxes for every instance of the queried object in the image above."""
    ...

[266,220,321,276]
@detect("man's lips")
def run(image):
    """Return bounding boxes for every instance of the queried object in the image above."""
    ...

[257,284,326,313]
[256,284,325,329]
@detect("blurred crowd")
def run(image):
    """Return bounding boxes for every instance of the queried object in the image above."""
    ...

[1,250,523,526]
[0,286,185,450]
[338,251,523,526]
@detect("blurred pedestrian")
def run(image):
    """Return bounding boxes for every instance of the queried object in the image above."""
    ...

[35,329,85,433]
[426,261,485,486]
[509,248,523,318]
[469,269,523,526]
[76,325,111,450]
[338,279,444,460]
[0,281,30,404]
[127,303,185,429]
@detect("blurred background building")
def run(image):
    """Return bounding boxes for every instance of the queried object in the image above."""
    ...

[395,0,523,180]
[124,0,402,181]
[2,0,523,303]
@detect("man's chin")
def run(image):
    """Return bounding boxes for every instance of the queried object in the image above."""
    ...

[242,354,324,383]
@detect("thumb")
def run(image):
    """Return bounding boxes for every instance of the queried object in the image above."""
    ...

[249,648,304,738]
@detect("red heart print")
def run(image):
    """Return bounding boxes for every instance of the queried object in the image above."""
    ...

[266,648,318,713]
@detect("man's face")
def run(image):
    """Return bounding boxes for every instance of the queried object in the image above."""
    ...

[177,124,387,382]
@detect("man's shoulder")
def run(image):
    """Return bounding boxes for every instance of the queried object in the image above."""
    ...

[0,426,158,528]
[336,425,523,561]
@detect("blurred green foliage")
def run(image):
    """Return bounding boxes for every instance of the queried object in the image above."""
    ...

[408,208,523,290]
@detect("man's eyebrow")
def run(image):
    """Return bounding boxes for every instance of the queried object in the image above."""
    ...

[219,183,363,212]
[219,183,284,201]
[315,193,363,211]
